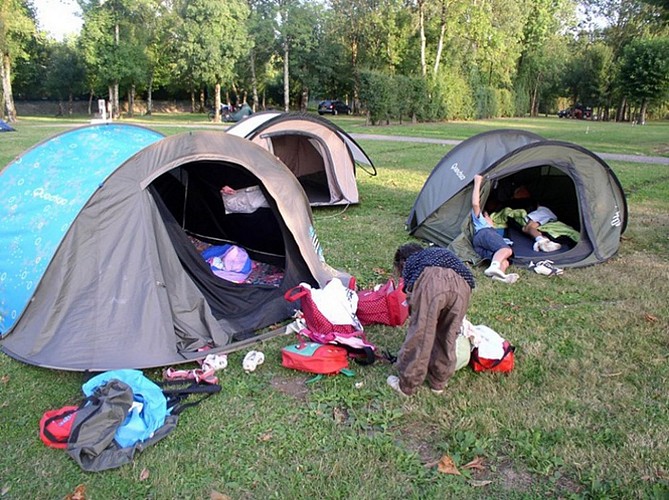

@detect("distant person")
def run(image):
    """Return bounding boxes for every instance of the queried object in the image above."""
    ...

[471,175,519,284]
[387,243,475,397]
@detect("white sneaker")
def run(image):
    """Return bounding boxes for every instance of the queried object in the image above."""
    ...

[531,260,563,276]
[242,350,265,373]
[387,375,409,397]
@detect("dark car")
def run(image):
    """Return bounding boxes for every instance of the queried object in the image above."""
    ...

[318,99,351,115]
[557,108,572,118]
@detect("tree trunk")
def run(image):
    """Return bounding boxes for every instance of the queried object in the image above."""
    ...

[147,73,154,116]
[112,82,120,119]
[300,87,308,112]
[639,98,647,125]
[128,84,135,118]
[433,1,447,76]
[615,96,626,122]
[1,53,17,122]
[199,88,206,113]
[68,93,73,116]
[214,82,222,122]
[418,0,426,77]
[190,88,195,113]
[250,49,259,112]
[88,90,93,115]
[283,38,290,112]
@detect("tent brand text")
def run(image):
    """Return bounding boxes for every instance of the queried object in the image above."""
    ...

[450,162,465,181]
[33,188,68,206]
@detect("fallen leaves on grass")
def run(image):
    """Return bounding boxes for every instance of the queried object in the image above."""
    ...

[1,375,8,384]
[468,479,493,487]
[436,455,461,475]
[644,313,658,323]
[65,484,86,500]
[139,468,150,481]
[258,431,273,442]
[463,456,486,471]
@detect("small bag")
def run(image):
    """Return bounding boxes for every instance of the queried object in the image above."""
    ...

[39,406,80,449]
[281,342,353,376]
[298,328,376,365]
[469,341,515,373]
[356,278,409,326]
[284,279,361,335]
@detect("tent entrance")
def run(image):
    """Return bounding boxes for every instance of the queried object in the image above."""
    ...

[263,133,333,205]
[487,166,586,261]
[148,160,303,329]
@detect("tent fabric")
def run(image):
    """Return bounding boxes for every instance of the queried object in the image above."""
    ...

[226,112,375,207]
[408,130,627,269]
[0,124,348,371]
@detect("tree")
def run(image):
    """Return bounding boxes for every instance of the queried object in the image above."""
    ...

[44,39,87,116]
[172,0,250,119]
[617,37,669,123]
[0,0,36,121]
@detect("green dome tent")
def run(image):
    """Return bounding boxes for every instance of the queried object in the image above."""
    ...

[407,129,628,269]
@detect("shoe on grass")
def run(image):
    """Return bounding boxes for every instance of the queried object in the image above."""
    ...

[491,272,519,284]
[387,375,410,397]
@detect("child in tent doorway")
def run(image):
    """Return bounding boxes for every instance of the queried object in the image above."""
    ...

[387,243,475,397]
[471,175,519,284]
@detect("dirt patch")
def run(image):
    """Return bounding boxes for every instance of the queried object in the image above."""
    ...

[270,375,310,401]
[395,425,443,465]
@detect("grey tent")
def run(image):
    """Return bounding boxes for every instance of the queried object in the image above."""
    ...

[0,123,348,371]
[226,111,375,206]
[407,129,628,268]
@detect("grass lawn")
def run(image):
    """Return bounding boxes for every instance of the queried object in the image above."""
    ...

[1,116,668,498]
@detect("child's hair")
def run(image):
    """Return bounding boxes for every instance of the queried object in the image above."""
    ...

[393,243,424,275]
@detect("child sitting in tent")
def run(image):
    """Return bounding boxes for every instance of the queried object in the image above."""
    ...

[471,175,519,284]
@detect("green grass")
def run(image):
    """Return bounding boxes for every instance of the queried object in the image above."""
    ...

[1,116,668,498]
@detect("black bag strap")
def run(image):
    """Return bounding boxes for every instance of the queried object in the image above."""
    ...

[159,380,222,416]
[471,343,515,369]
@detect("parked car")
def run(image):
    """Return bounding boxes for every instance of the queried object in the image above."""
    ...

[557,105,592,119]
[318,99,351,115]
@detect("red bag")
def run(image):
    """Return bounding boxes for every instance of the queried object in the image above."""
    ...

[281,342,351,375]
[39,405,79,449]
[356,279,409,326]
[469,341,515,373]
[284,282,359,335]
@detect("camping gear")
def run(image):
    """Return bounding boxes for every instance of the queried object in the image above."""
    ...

[0,124,351,371]
[39,406,80,449]
[356,278,409,326]
[281,342,353,376]
[298,328,376,365]
[227,111,376,207]
[407,129,628,269]
[284,279,362,335]
[45,370,220,471]
[469,341,515,373]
